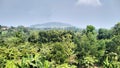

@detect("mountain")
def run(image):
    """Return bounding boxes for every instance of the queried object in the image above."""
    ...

[30,22,74,29]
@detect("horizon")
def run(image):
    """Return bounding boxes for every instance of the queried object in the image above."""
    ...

[0,0,120,28]
[0,21,118,29]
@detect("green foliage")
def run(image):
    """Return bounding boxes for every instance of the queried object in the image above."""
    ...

[97,28,112,39]
[86,25,95,34]
[103,52,120,68]
[56,63,77,68]
[81,56,97,68]
[106,35,120,54]
[0,23,120,68]
[5,60,17,68]
[112,22,120,35]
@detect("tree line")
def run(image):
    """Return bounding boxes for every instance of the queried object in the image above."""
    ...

[0,22,120,68]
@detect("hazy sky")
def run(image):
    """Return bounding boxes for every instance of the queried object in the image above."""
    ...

[0,0,120,28]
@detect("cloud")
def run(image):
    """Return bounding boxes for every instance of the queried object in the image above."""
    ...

[76,0,102,6]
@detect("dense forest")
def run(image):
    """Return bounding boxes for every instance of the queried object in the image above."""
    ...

[0,22,120,68]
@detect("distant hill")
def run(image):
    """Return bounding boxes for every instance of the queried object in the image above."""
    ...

[30,22,74,29]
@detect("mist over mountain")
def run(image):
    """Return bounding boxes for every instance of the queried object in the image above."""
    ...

[30,22,74,29]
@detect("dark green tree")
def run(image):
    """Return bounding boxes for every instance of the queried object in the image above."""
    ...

[97,28,112,39]
[112,22,120,35]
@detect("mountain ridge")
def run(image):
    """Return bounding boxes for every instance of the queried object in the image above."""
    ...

[30,22,74,29]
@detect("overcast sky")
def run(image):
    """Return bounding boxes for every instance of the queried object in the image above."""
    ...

[0,0,120,28]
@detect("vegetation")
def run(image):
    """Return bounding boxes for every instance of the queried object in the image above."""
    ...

[0,22,120,68]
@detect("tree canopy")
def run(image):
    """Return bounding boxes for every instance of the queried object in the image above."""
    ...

[0,22,120,68]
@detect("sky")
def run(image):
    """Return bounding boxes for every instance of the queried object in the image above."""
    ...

[0,0,120,28]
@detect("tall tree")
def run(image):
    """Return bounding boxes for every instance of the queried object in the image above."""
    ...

[97,28,111,39]
[112,22,120,35]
